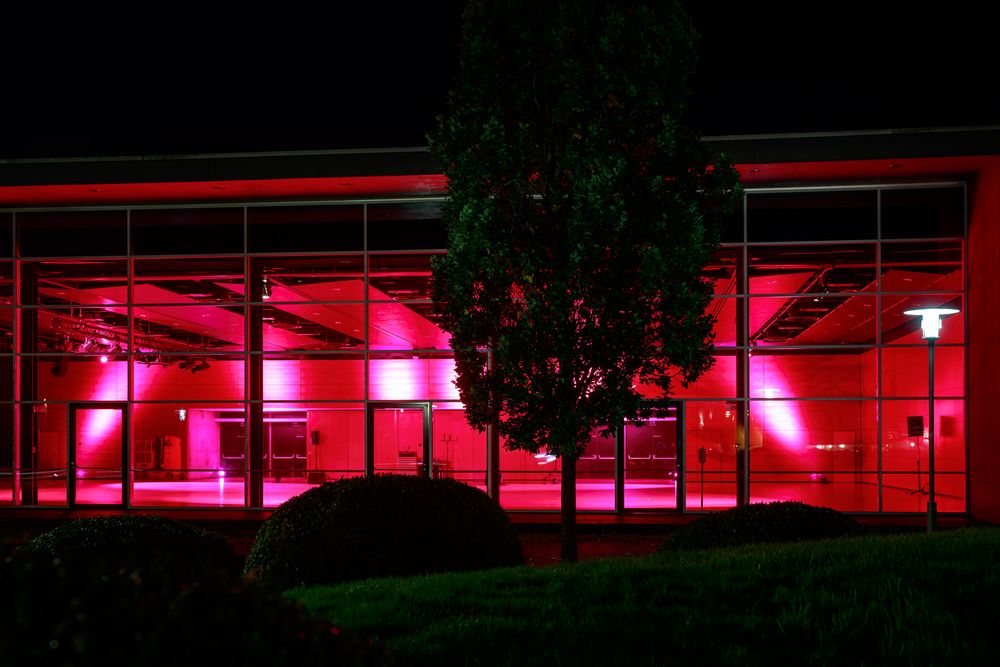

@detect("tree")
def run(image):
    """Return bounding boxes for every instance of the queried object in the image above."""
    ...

[431,0,741,562]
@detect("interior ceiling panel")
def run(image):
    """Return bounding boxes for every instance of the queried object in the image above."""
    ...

[38,284,327,352]
[223,279,450,350]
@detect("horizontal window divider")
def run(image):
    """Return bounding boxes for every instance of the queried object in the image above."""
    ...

[366,249,447,255]
[747,470,884,475]
[748,344,878,350]
[746,181,964,194]
[880,343,965,348]
[746,239,878,247]
[748,396,883,401]
[249,250,367,258]
[0,197,447,215]
[875,291,963,296]
[880,395,965,401]
[880,469,966,475]
[133,253,250,260]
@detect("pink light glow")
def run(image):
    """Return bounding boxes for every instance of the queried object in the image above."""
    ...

[748,359,806,451]
[369,358,460,401]
[77,361,128,446]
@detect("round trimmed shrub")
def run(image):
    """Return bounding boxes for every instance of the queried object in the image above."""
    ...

[246,475,524,589]
[18,514,243,583]
[2,515,393,665]
[661,501,865,552]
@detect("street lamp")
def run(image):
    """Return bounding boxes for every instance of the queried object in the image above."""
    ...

[903,307,959,532]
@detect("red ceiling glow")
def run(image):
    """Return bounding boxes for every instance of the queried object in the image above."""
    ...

[0,155,991,208]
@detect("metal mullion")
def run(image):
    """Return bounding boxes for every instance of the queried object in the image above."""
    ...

[876,190,883,512]
[363,202,372,477]
[125,210,134,508]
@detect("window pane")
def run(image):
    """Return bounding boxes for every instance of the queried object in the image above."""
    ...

[132,402,246,507]
[0,212,12,257]
[0,404,13,505]
[881,187,964,239]
[133,305,245,351]
[368,301,449,350]
[17,210,127,257]
[881,295,963,345]
[263,354,364,401]
[499,442,563,510]
[749,399,878,512]
[0,355,11,396]
[368,252,441,301]
[497,431,614,511]
[624,406,678,510]
[881,399,965,513]
[367,201,445,250]
[0,261,12,304]
[262,303,365,351]
[135,355,244,401]
[27,401,68,505]
[262,402,365,508]
[248,205,363,252]
[22,259,128,306]
[749,295,877,346]
[748,190,877,242]
[134,257,244,304]
[880,241,962,292]
[749,243,876,294]
[37,354,127,401]
[368,353,458,400]
[29,306,128,356]
[685,401,738,510]
[708,297,740,347]
[881,346,965,397]
[253,255,364,302]
[131,208,243,255]
[704,247,742,294]
[751,350,876,398]
[432,404,487,489]
[648,352,736,399]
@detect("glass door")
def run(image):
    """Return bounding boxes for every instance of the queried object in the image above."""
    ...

[367,402,432,477]
[623,403,681,509]
[68,402,128,506]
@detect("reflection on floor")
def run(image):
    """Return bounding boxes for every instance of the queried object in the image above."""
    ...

[1,478,966,513]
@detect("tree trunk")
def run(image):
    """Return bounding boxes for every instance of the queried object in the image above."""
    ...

[561,454,578,563]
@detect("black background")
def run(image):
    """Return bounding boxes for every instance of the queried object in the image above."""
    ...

[1,1,996,158]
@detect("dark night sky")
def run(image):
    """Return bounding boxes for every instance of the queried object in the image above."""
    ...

[1,1,996,159]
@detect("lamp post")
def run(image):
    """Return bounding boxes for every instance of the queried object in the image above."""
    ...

[903,307,959,532]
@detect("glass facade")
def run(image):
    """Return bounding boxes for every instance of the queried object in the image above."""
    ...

[0,184,967,513]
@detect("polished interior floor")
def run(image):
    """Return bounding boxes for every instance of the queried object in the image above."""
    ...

[1,477,965,513]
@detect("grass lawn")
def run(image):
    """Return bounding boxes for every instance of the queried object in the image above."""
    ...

[291,528,1000,666]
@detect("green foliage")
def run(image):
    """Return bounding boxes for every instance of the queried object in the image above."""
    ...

[431,0,741,461]
[661,501,866,552]
[245,475,523,590]
[294,529,1000,666]
[1,515,391,666]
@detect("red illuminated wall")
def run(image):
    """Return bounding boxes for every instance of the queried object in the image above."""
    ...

[969,156,1000,522]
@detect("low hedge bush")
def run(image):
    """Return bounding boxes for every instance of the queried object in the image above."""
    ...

[17,514,243,583]
[661,500,864,552]
[246,474,524,590]
[1,515,392,666]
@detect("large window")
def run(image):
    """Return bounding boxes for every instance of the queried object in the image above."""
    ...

[0,184,967,514]
[672,184,966,512]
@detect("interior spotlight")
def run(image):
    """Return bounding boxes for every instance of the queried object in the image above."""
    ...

[262,277,272,300]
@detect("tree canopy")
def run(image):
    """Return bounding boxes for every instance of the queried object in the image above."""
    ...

[431,0,741,559]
